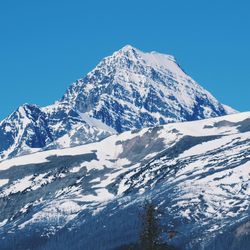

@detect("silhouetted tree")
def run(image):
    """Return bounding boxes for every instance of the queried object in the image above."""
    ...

[116,201,177,250]
[140,202,161,249]
[139,201,175,250]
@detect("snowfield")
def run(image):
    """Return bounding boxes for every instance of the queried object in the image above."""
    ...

[0,112,250,249]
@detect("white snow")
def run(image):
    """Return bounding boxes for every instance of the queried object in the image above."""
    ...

[80,112,116,134]
[69,165,84,173]
[1,175,33,196]
[0,179,9,187]
[0,219,7,227]
[222,104,238,114]
[180,135,235,158]
[138,50,186,77]
[1,111,250,171]
[4,125,12,132]
[78,188,114,202]
[18,200,82,231]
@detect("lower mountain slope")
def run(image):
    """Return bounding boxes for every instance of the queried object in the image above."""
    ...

[0,112,250,250]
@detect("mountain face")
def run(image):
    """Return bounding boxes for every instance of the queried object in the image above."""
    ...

[0,104,53,159]
[0,112,249,250]
[0,45,235,161]
[0,103,113,161]
[62,45,233,132]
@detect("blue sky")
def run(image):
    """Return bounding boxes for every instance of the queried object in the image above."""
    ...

[0,0,250,119]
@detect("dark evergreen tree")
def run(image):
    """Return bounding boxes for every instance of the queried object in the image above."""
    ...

[139,201,175,250]
[140,202,161,250]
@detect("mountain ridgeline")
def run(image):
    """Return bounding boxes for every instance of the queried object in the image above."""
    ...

[0,45,235,161]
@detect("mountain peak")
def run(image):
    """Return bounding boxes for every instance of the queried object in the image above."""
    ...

[14,104,42,120]
[62,45,233,134]
[113,44,140,60]
[108,45,182,77]
[116,45,176,62]
[17,103,39,112]
[119,44,137,53]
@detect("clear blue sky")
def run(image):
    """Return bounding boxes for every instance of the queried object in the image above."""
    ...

[0,0,249,120]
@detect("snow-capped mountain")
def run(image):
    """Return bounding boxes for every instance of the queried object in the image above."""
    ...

[62,45,235,132]
[0,104,53,159]
[0,112,249,250]
[0,103,113,160]
[0,45,235,161]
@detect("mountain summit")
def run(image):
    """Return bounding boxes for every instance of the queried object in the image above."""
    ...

[62,45,235,132]
[0,45,235,160]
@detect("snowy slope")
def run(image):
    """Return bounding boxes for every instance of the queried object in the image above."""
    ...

[0,45,235,161]
[0,103,113,161]
[0,104,53,160]
[0,112,249,250]
[62,45,236,132]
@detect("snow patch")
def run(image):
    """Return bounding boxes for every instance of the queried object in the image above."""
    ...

[0,179,9,187]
